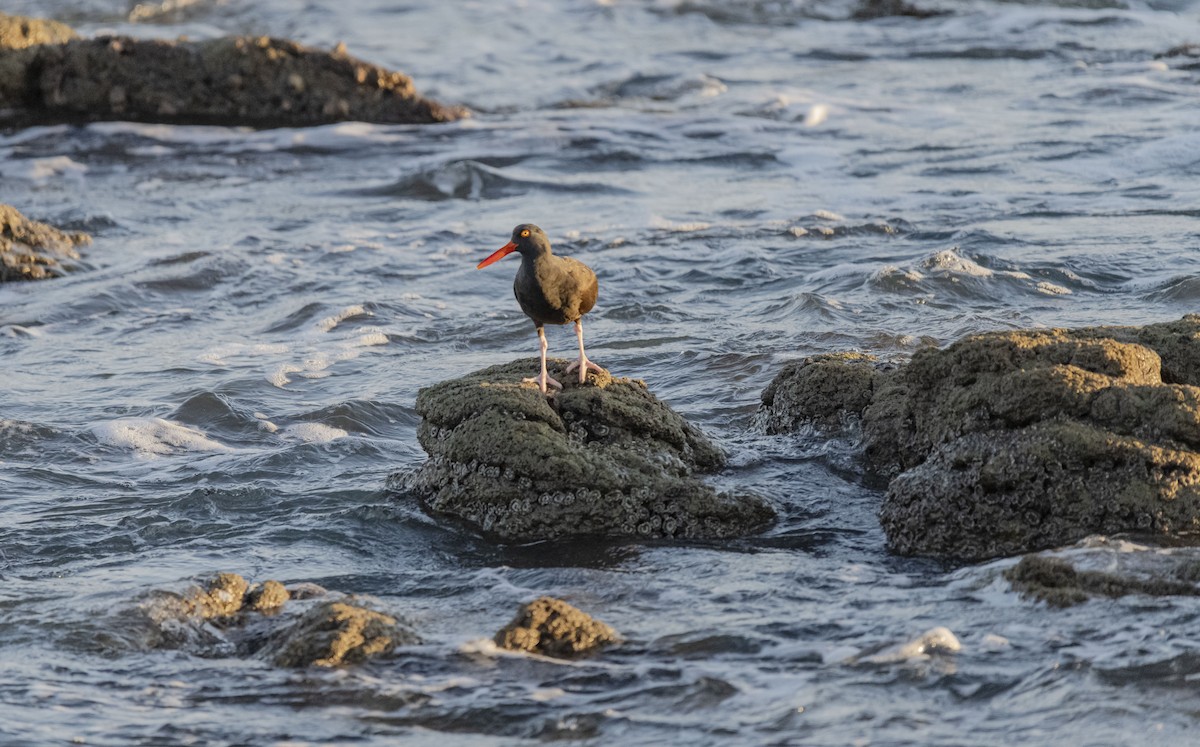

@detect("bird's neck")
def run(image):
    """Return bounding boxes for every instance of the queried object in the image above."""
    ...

[521,246,553,266]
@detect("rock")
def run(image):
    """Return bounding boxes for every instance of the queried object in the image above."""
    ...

[753,352,885,433]
[494,596,619,658]
[400,358,774,542]
[185,572,250,619]
[266,599,417,667]
[0,14,75,49]
[128,573,411,668]
[0,204,91,282]
[0,13,466,128]
[762,316,1200,560]
[1157,43,1200,59]
[1005,553,1200,608]
[851,0,945,20]
[245,580,290,613]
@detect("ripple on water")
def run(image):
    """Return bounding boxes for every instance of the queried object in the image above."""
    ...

[349,159,636,201]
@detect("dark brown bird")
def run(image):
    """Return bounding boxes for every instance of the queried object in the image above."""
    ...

[476,223,603,393]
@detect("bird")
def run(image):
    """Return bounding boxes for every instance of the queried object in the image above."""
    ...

[476,223,604,394]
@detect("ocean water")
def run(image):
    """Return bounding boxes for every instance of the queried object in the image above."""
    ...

[3,0,1200,744]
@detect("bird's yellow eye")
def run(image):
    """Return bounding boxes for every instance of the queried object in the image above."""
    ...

[520,229,530,238]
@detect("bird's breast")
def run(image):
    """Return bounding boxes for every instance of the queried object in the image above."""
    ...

[513,255,597,326]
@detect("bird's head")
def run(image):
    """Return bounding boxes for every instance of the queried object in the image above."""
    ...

[476,223,550,269]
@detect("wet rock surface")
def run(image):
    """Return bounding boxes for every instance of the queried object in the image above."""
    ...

[400,358,775,542]
[753,352,886,433]
[0,13,465,128]
[264,600,416,668]
[760,316,1200,560]
[494,596,619,658]
[129,573,415,667]
[1004,541,1200,608]
[0,204,91,282]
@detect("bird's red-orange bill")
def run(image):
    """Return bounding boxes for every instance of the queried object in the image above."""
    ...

[476,242,517,269]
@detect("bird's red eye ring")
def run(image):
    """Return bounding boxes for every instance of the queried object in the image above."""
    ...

[520,229,530,237]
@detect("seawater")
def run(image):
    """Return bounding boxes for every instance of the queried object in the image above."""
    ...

[2,0,1200,744]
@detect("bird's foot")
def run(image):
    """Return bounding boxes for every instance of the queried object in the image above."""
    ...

[523,374,563,394]
[566,358,606,384]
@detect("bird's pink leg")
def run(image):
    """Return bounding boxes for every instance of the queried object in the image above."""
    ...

[565,319,605,384]
[523,326,562,394]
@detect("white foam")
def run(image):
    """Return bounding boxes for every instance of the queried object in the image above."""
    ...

[0,156,87,181]
[859,626,962,664]
[93,417,233,457]
[1036,281,1072,296]
[924,249,995,277]
[314,305,370,333]
[651,217,711,232]
[804,104,829,127]
[355,332,390,346]
[198,307,385,389]
[980,633,1011,653]
[282,422,348,444]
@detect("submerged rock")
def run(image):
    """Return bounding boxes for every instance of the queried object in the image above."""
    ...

[186,572,251,619]
[494,596,619,658]
[851,0,945,20]
[0,13,465,128]
[401,358,774,542]
[245,580,290,613]
[128,573,410,668]
[0,204,91,282]
[1005,551,1200,608]
[760,316,1200,560]
[265,599,417,668]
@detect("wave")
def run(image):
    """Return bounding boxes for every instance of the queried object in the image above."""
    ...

[91,417,235,457]
[350,160,634,201]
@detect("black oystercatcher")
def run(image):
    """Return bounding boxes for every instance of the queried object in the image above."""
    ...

[477,224,604,393]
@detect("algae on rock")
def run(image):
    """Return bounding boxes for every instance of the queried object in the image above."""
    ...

[265,599,418,668]
[128,573,411,668]
[758,316,1200,560]
[401,358,774,542]
[0,204,91,282]
[494,596,619,658]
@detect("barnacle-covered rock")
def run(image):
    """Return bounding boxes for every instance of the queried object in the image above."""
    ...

[399,358,774,542]
[494,596,619,658]
[753,352,885,433]
[762,316,1200,560]
[0,13,465,128]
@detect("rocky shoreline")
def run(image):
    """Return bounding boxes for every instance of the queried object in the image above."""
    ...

[5,10,1200,662]
[0,13,465,129]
